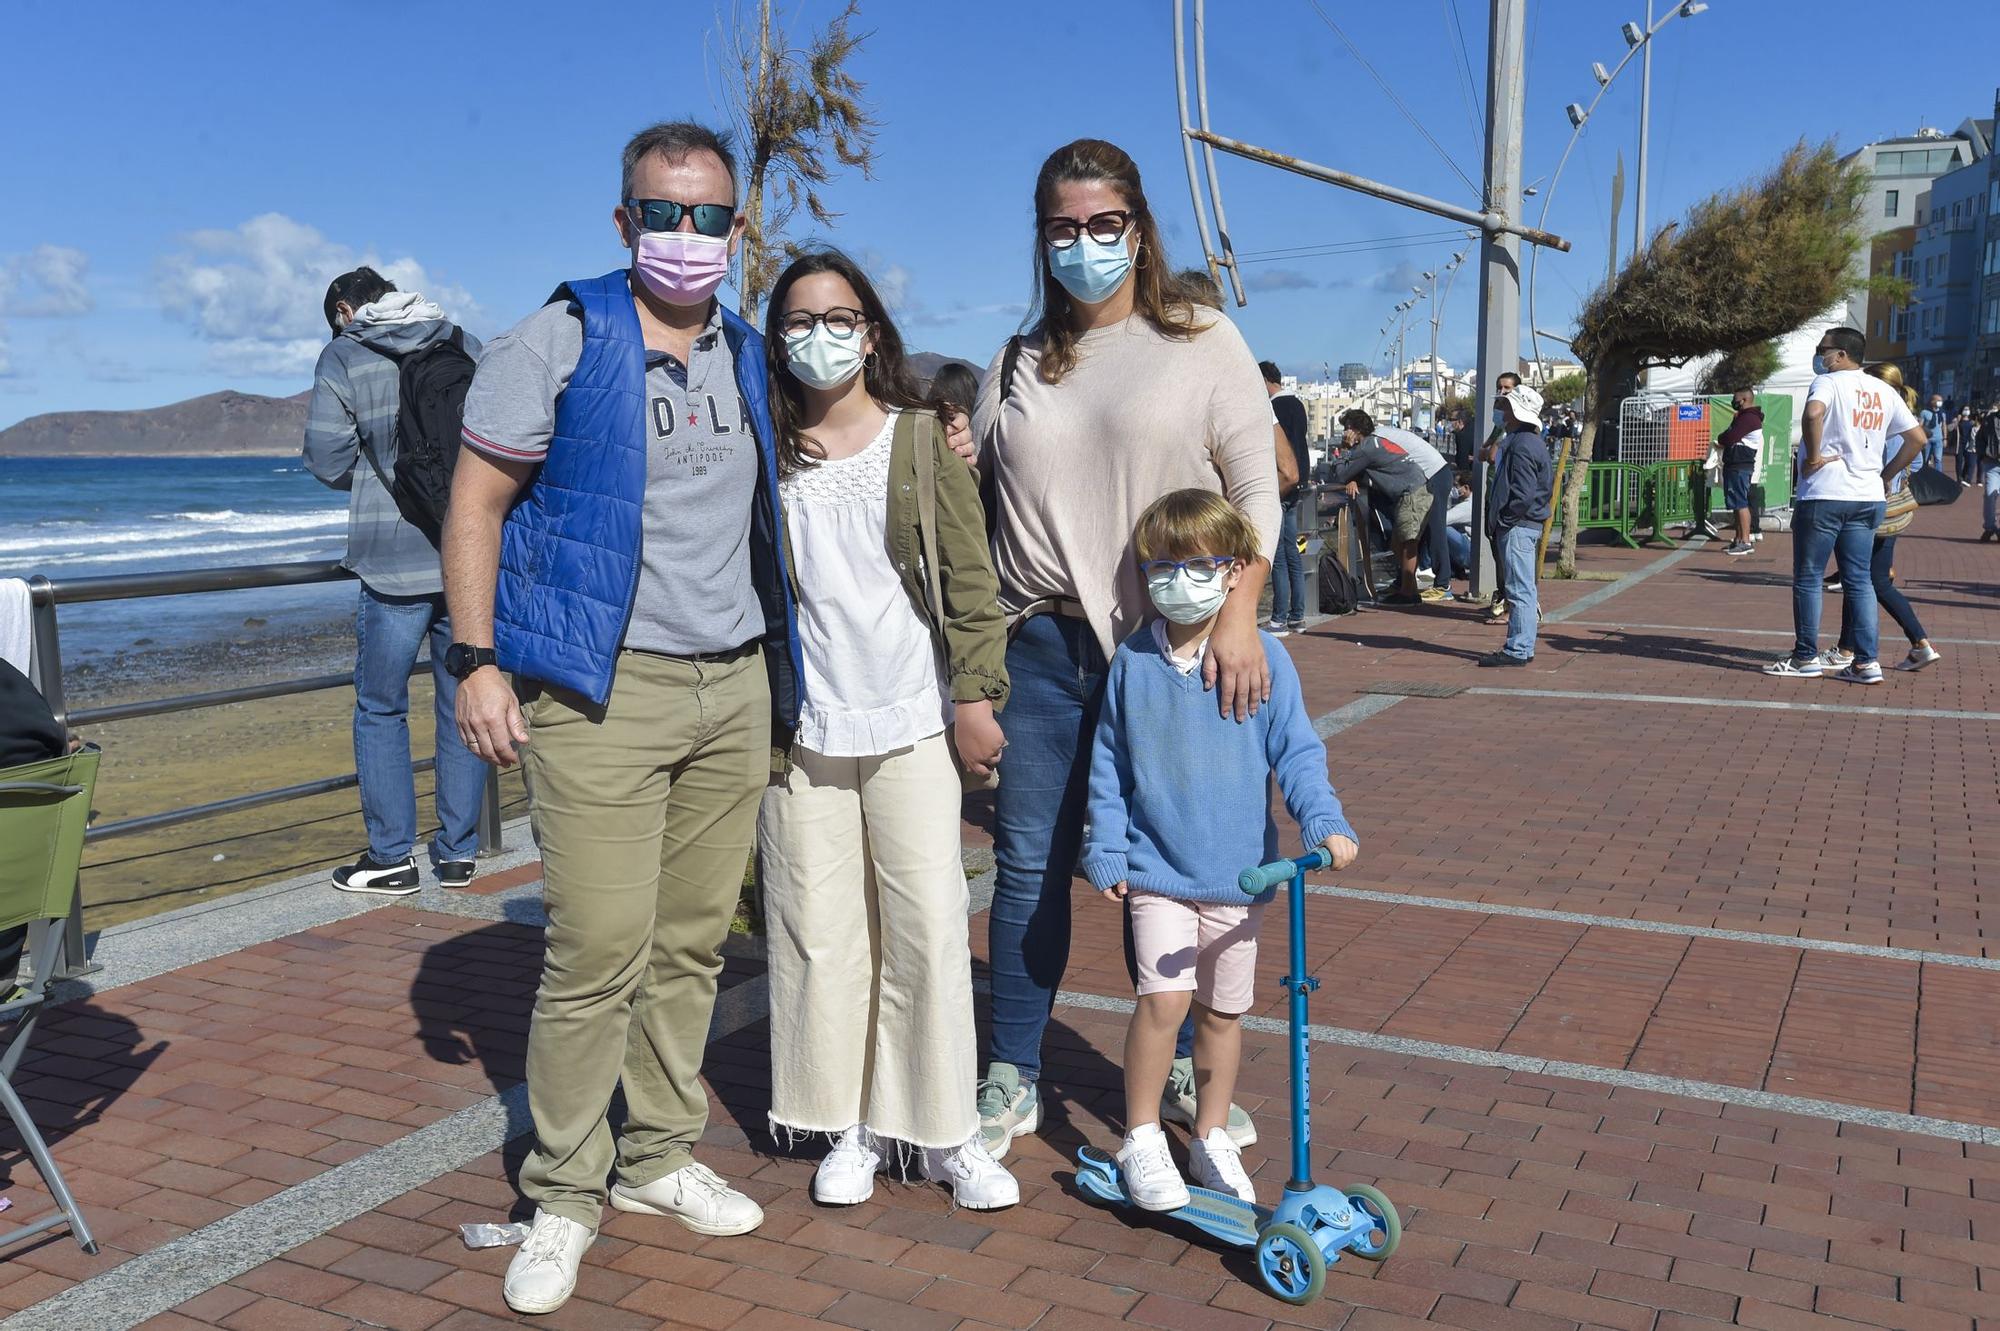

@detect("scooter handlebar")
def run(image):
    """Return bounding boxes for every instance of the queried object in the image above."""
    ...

[1237,846,1332,895]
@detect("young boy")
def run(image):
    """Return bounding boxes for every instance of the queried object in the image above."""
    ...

[1081,490,1359,1209]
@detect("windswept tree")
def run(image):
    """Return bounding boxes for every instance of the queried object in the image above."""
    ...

[724,0,879,321]
[1697,340,1780,397]
[1557,142,1873,575]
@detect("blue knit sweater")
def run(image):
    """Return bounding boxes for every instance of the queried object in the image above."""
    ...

[1080,629,1357,904]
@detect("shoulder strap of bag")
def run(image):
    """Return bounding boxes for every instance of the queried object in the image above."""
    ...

[911,411,946,627]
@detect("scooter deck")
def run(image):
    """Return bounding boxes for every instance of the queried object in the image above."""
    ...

[1075,1145,1263,1247]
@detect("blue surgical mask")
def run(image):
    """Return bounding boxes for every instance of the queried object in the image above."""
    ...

[1811,354,1829,376]
[1048,234,1135,305]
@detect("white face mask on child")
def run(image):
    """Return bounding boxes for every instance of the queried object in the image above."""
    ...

[1146,568,1232,624]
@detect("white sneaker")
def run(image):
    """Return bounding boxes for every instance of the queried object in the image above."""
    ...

[1762,656,1823,678]
[502,1210,594,1315]
[1188,1127,1257,1205]
[1833,661,1884,686]
[610,1160,763,1236]
[975,1063,1040,1161]
[1116,1122,1190,1212]
[922,1134,1019,1210]
[1818,647,1855,669]
[812,1126,881,1207]
[1895,643,1942,672]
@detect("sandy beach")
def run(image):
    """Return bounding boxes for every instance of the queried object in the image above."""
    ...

[67,616,529,931]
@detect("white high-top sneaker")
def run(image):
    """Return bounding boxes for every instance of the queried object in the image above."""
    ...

[922,1133,1020,1210]
[813,1126,883,1206]
[1188,1127,1257,1204]
[502,1209,595,1315]
[1115,1122,1190,1212]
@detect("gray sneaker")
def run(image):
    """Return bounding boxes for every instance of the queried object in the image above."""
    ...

[976,1062,1040,1161]
[1159,1056,1258,1147]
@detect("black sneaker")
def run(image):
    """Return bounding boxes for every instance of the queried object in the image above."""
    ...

[1723,542,1754,556]
[435,860,477,890]
[1476,651,1531,668]
[1824,578,1843,593]
[332,853,420,896]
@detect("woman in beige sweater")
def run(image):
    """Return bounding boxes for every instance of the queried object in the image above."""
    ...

[970,138,1281,1159]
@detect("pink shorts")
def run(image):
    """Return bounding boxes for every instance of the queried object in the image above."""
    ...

[1127,890,1267,1015]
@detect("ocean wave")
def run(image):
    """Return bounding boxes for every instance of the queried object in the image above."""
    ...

[0,508,348,555]
[0,533,344,574]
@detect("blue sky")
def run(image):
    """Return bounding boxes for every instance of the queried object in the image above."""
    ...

[1,0,1994,428]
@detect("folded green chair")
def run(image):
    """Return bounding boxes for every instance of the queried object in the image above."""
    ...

[0,744,101,1255]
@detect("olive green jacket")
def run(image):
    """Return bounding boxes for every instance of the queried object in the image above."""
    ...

[774,409,1009,770]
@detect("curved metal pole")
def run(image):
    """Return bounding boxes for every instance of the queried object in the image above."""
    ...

[1527,4,1702,369]
[1171,0,1225,293]
[1192,0,1247,306]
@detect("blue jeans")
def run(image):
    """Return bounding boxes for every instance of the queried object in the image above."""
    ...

[1790,499,1883,666]
[354,585,485,865]
[1922,434,1945,472]
[986,613,1199,1077]
[1985,463,2000,533]
[1837,535,1925,652]
[1499,525,1540,660]
[1445,526,1470,578]
[1270,503,1306,624]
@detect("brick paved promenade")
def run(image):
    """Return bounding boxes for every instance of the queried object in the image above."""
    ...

[4,494,1997,1330]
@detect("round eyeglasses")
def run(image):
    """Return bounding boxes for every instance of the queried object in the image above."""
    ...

[1041,210,1136,250]
[780,307,868,340]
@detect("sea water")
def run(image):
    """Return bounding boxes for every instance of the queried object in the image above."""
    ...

[0,456,357,665]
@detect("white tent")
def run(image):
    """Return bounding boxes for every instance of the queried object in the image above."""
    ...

[1635,303,1851,451]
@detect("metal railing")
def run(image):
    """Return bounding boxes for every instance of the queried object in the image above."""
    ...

[26,559,505,853]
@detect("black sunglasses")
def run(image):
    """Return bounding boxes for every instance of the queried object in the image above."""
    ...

[624,198,737,238]
[1041,210,1136,250]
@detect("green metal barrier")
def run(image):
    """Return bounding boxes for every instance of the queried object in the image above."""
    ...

[1577,462,1645,549]
[1641,460,1699,546]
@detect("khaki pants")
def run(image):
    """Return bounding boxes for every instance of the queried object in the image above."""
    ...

[759,734,976,1149]
[519,648,769,1226]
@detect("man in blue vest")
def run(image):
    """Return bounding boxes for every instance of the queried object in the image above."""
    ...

[442,121,800,1315]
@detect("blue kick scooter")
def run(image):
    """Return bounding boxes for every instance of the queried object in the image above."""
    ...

[1075,846,1401,1305]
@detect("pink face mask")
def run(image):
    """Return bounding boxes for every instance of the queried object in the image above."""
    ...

[632,230,730,306]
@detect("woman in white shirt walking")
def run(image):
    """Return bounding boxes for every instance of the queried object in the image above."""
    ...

[759,249,1017,1209]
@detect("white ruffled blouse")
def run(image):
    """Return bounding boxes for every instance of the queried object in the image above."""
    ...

[781,411,951,757]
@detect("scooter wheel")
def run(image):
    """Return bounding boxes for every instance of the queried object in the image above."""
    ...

[1344,1183,1401,1261]
[1255,1221,1326,1305]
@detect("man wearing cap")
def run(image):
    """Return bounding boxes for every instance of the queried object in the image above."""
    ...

[1479,383,1552,667]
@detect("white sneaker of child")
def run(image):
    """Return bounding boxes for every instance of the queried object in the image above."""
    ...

[1116,1122,1191,1212]
[1188,1126,1256,1204]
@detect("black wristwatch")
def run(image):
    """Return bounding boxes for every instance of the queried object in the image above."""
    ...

[444,643,498,680]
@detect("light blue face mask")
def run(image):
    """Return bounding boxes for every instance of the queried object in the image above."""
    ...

[1812,354,1830,376]
[1048,234,1135,305]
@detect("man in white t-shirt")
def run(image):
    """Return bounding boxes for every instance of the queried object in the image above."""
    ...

[1763,326,1926,684]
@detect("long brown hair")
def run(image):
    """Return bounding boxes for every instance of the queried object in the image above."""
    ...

[763,248,930,475]
[1029,139,1202,384]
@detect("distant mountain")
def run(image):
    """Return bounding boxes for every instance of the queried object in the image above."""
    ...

[910,351,980,388]
[0,351,980,458]
[0,389,312,457]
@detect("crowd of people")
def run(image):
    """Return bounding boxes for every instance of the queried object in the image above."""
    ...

[305,123,1355,1316]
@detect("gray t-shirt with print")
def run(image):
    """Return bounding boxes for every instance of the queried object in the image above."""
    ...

[461,298,761,658]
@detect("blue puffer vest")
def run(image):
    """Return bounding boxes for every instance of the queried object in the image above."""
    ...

[493,270,801,734]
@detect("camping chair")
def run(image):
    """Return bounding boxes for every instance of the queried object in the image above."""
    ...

[0,744,101,1255]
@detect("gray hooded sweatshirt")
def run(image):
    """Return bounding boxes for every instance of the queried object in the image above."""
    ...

[303,297,481,596]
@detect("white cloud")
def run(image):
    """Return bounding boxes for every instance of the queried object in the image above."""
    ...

[1245,268,1319,293]
[156,213,481,379]
[0,245,94,317]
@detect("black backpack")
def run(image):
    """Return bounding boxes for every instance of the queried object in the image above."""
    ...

[1318,549,1365,616]
[363,329,476,547]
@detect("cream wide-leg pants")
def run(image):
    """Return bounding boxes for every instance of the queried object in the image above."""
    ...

[758,733,977,1149]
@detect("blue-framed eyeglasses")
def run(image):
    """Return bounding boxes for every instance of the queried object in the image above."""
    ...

[1140,555,1236,585]
[624,198,737,238]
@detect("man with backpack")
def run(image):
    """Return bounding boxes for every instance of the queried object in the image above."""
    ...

[304,266,487,895]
